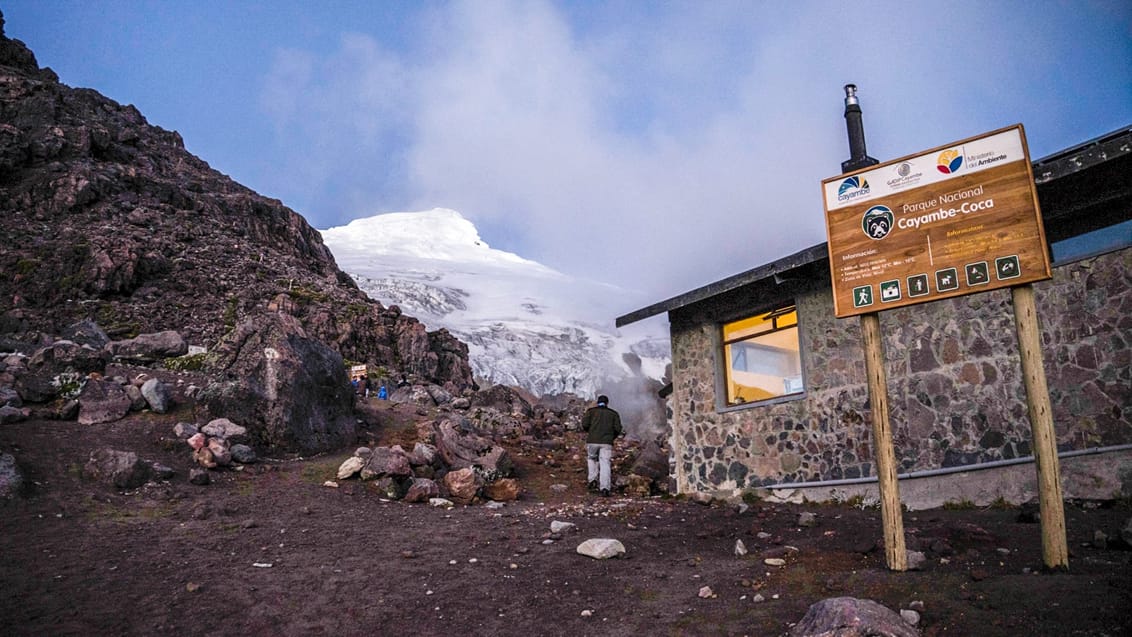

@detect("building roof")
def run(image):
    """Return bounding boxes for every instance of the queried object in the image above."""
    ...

[616,125,1132,328]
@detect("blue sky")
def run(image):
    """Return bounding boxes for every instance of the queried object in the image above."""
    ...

[4,1,1130,306]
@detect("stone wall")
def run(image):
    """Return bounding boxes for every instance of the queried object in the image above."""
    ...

[668,248,1131,495]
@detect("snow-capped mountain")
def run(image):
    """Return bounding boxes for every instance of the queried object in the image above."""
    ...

[320,209,670,397]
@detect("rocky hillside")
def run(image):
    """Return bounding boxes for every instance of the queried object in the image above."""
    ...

[0,13,470,390]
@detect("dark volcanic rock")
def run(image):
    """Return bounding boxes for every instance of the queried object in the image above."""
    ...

[0,451,24,497]
[0,13,472,393]
[195,313,355,454]
[470,384,534,418]
[77,378,132,425]
[790,597,920,637]
[83,448,152,490]
[106,330,187,362]
[433,418,514,479]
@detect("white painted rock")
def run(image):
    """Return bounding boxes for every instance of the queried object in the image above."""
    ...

[337,456,365,480]
[576,538,625,560]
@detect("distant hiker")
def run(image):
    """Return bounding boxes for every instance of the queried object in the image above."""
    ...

[582,394,622,497]
[351,377,360,395]
[377,385,388,400]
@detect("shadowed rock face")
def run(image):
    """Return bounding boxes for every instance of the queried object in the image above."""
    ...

[0,11,472,392]
[194,313,356,454]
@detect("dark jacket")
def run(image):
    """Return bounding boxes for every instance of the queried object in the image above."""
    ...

[582,405,622,444]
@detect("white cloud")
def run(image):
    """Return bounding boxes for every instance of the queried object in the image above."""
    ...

[257,0,1132,304]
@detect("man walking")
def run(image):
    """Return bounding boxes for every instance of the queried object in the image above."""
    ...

[582,394,622,497]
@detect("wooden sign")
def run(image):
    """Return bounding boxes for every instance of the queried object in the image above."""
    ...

[822,125,1051,318]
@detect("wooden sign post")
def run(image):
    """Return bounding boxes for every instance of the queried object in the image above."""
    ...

[822,125,1068,571]
[1012,284,1069,569]
[861,313,907,571]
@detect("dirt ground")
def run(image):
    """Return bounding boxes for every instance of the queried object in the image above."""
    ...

[2,399,1131,637]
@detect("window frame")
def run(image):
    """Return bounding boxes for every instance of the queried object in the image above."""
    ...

[716,303,807,411]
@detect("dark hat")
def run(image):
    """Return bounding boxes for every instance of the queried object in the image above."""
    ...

[597,395,609,405]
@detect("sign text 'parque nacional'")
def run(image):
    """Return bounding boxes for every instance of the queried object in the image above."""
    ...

[821,124,1051,318]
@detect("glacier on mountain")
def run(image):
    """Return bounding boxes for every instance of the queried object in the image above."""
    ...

[320,209,670,397]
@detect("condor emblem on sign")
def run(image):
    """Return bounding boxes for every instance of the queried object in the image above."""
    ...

[861,205,894,239]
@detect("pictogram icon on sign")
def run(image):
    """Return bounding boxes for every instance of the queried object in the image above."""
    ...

[965,261,990,286]
[936,267,959,292]
[907,274,930,298]
[880,280,901,303]
[853,285,874,308]
[995,255,1021,280]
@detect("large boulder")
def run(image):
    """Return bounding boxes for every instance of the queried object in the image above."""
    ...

[790,597,920,637]
[60,319,110,349]
[77,378,132,425]
[628,441,669,481]
[106,330,187,362]
[403,478,440,503]
[442,467,483,505]
[195,313,355,454]
[470,384,534,418]
[83,448,152,490]
[360,446,413,480]
[14,341,107,403]
[140,377,172,413]
[433,418,513,480]
[484,478,521,502]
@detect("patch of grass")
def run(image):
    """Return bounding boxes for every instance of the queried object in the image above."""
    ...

[988,496,1016,510]
[287,285,329,305]
[343,303,370,320]
[942,498,977,510]
[233,478,256,497]
[621,584,660,602]
[299,456,344,485]
[14,258,39,275]
[164,352,208,372]
[224,296,239,327]
[88,501,175,525]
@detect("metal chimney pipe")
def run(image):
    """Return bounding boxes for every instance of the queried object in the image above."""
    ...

[841,84,878,173]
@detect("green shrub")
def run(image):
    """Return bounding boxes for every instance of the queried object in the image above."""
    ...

[164,353,208,372]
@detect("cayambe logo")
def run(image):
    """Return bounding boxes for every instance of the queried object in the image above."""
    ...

[937,149,963,174]
[837,176,871,201]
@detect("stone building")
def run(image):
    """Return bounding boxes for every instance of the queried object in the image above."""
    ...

[618,126,1132,508]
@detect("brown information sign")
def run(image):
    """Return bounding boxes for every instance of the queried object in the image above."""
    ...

[821,124,1051,318]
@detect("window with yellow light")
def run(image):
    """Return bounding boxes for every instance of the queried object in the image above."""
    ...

[722,306,804,406]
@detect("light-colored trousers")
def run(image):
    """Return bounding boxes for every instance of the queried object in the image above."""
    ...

[586,443,613,490]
